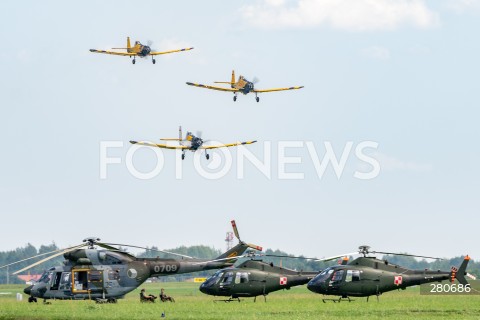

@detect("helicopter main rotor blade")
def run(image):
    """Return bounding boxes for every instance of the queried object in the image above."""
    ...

[0,244,84,270]
[314,252,358,262]
[192,253,252,265]
[95,242,128,252]
[231,220,241,241]
[12,244,87,275]
[103,243,194,259]
[259,252,357,262]
[373,251,442,260]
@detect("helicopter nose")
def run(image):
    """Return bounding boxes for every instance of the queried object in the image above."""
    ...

[199,283,212,295]
[307,280,323,293]
[24,285,33,295]
[307,282,319,293]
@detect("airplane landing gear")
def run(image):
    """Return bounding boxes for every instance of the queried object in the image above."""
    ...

[132,58,136,65]
[152,58,156,64]
[233,95,237,102]
[181,153,185,160]
[255,95,260,102]
[206,153,210,160]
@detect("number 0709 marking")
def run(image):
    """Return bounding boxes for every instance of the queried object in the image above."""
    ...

[153,264,178,273]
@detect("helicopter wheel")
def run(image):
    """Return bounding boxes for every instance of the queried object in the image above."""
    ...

[28,296,37,303]
[107,298,117,303]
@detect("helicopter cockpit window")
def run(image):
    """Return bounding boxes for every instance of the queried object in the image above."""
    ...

[345,270,361,282]
[235,272,249,284]
[38,271,53,284]
[202,271,223,287]
[221,272,234,285]
[105,254,122,265]
[311,268,334,285]
[330,270,345,285]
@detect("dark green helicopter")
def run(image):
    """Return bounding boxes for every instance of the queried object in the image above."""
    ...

[307,246,471,302]
[1,220,261,303]
[199,259,318,302]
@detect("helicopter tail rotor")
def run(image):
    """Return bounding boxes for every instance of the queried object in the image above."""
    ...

[451,255,470,285]
[230,220,263,251]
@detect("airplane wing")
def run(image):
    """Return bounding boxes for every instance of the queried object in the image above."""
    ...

[186,82,239,92]
[150,47,194,56]
[130,141,189,150]
[200,140,257,150]
[253,86,304,93]
[89,49,135,56]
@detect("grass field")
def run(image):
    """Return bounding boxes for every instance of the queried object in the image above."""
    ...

[1,282,480,320]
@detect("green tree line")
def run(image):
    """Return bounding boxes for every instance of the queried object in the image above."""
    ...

[0,243,63,284]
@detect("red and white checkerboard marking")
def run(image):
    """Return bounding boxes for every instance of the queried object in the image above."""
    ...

[394,276,403,286]
[279,277,288,285]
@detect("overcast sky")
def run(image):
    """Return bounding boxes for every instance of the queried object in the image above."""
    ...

[1,0,479,261]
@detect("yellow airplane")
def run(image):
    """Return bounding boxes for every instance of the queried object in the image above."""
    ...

[186,70,304,102]
[130,126,257,160]
[90,37,194,64]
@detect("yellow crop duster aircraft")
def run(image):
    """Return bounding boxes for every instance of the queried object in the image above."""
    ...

[186,70,304,102]
[90,37,194,64]
[130,126,257,160]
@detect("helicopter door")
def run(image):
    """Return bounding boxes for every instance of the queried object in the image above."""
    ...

[72,270,104,293]
[72,270,89,293]
[329,270,345,292]
[87,270,104,293]
[219,271,234,292]
[235,272,249,285]
[50,272,62,290]
[58,272,71,291]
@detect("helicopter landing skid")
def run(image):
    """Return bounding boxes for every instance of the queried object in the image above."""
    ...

[214,297,241,303]
[322,297,354,303]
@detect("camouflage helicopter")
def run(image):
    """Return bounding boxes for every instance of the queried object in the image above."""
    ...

[198,253,350,302]
[0,221,261,303]
[307,245,471,302]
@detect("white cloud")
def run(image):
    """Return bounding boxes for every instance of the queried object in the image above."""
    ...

[241,0,439,31]
[371,152,433,172]
[362,46,391,60]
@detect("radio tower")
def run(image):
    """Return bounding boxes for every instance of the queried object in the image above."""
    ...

[225,231,234,251]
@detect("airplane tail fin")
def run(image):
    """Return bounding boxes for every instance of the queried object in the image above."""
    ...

[112,37,132,51]
[213,70,236,88]
[214,220,262,262]
[450,255,470,285]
